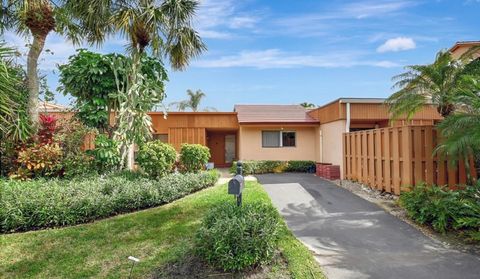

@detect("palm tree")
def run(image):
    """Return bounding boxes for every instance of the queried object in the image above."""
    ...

[0,0,94,130]
[386,48,480,120]
[174,89,206,111]
[68,0,206,68]
[435,76,480,183]
[300,102,316,109]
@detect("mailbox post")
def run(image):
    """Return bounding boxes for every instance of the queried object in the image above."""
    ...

[228,161,244,206]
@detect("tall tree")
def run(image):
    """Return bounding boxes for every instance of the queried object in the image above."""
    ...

[386,48,480,120]
[0,1,82,129]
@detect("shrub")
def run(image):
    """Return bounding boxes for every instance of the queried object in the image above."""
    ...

[286,160,316,172]
[11,143,63,179]
[400,183,480,233]
[61,153,96,179]
[230,160,315,175]
[195,202,281,272]
[38,114,57,144]
[136,141,177,178]
[89,134,120,171]
[180,144,210,173]
[0,170,219,232]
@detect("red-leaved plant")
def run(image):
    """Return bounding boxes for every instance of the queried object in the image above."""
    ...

[38,114,57,144]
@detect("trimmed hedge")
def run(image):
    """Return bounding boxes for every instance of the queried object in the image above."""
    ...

[230,160,316,175]
[0,170,219,233]
[196,202,281,271]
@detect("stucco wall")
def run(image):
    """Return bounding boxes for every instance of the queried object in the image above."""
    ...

[238,126,317,161]
[320,120,346,177]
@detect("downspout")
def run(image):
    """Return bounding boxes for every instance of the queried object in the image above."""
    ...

[319,129,323,163]
[345,102,351,133]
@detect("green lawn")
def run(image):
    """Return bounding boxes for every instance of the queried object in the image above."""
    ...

[0,181,325,278]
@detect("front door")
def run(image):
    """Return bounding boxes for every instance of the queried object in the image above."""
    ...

[207,133,226,167]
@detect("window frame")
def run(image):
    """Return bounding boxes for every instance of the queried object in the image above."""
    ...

[261,130,296,148]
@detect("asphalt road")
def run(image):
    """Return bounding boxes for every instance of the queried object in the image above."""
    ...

[256,173,480,279]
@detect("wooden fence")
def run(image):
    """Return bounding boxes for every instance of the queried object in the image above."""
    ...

[343,125,476,194]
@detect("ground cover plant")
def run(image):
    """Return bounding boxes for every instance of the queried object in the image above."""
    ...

[400,183,480,241]
[0,170,219,232]
[0,181,325,279]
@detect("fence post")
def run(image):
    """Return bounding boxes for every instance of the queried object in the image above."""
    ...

[401,126,412,193]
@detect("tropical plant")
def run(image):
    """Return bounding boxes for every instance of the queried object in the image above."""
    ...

[58,50,121,132]
[89,134,120,172]
[299,102,316,109]
[435,76,480,182]
[11,142,63,179]
[0,43,30,142]
[66,0,206,169]
[0,0,102,130]
[173,89,215,111]
[386,48,480,119]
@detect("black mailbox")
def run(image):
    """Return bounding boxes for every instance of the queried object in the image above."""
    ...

[228,175,244,195]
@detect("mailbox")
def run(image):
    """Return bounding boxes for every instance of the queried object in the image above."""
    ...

[228,175,244,195]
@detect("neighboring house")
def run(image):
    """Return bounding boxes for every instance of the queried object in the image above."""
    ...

[149,99,442,174]
[449,41,480,59]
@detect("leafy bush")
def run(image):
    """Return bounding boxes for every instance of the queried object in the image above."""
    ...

[11,143,63,179]
[400,183,480,234]
[230,160,315,175]
[0,170,219,232]
[89,134,120,171]
[286,160,316,172]
[195,202,281,272]
[37,114,57,144]
[180,144,210,173]
[61,153,96,179]
[136,141,177,178]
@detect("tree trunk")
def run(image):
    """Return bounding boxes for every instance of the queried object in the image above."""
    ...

[27,33,47,131]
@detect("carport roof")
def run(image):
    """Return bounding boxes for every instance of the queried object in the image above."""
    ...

[234,104,319,124]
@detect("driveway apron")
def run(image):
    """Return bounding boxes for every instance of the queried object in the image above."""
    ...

[257,173,480,279]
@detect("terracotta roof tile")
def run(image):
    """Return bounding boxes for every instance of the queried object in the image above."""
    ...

[234,105,319,123]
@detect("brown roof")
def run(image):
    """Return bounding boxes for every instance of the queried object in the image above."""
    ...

[234,105,319,124]
[449,41,480,53]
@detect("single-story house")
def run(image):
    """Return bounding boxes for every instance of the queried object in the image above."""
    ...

[149,99,442,175]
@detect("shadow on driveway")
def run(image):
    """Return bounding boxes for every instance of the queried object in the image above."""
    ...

[257,173,480,279]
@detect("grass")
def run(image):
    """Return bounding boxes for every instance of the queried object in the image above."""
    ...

[0,181,325,278]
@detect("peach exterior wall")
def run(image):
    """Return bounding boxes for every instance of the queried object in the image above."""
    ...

[319,120,346,178]
[238,126,317,161]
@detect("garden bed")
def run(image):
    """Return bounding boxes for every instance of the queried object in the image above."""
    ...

[0,181,325,278]
[0,170,219,233]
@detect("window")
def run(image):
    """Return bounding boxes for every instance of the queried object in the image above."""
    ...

[262,131,281,147]
[262,131,296,148]
[282,131,296,147]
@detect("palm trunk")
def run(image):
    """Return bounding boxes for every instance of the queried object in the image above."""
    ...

[27,33,47,131]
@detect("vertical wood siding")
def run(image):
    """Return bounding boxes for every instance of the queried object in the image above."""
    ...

[168,127,206,150]
[343,125,476,194]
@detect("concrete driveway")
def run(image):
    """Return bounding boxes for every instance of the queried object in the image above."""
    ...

[256,173,480,279]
